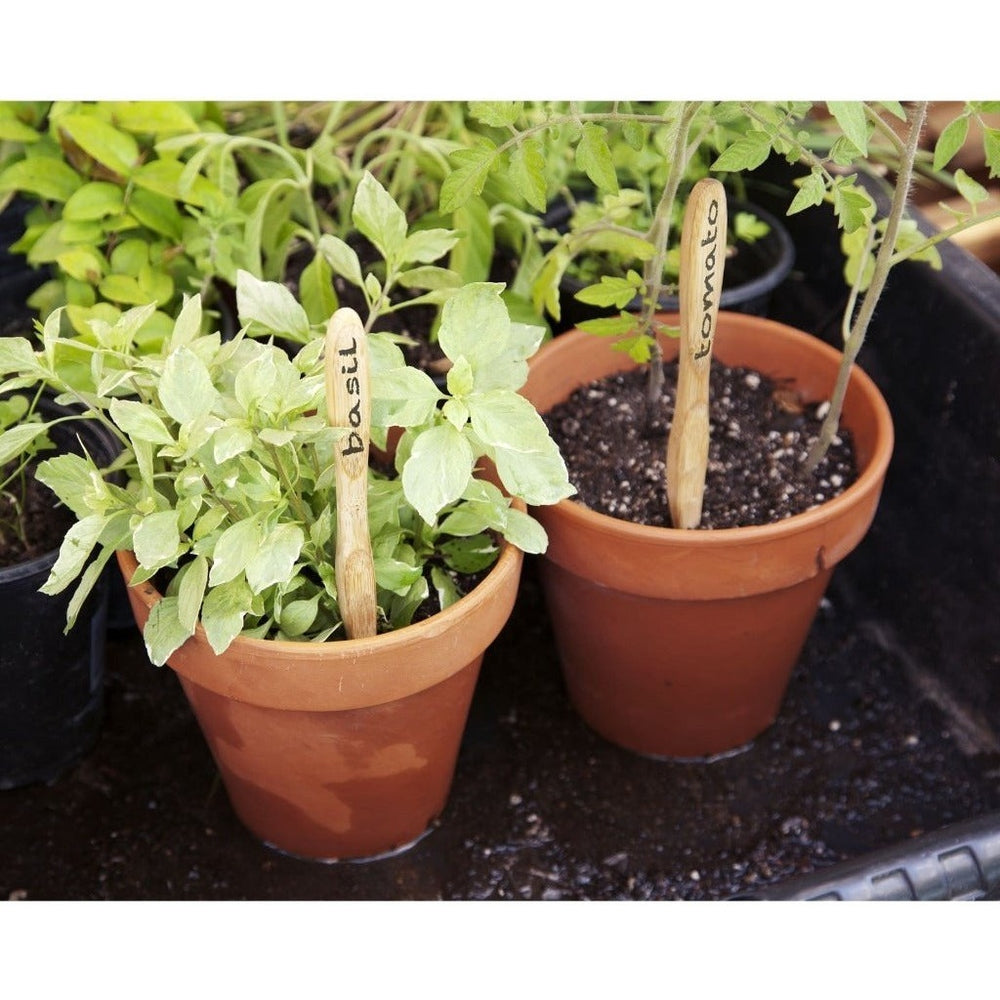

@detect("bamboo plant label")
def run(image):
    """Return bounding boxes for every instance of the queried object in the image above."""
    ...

[666,178,728,530]
[325,307,377,639]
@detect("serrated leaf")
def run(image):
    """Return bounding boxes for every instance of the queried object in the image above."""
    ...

[439,142,498,214]
[787,171,827,215]
[575,274,641,309]
[468,101,523,127]
[827,102,870,155]
[577,123,618,194]
[711,131,773,172]
[509,137,548,212]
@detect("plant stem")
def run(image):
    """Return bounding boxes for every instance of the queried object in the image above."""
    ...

[806,101,929,470]
[639,101,703,412]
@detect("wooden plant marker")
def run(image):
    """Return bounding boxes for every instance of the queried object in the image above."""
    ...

[325,307,377,639]
[666,177,728,529]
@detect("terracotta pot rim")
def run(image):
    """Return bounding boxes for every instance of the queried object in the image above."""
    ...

[529,315,894,549]
[116,501,525,710]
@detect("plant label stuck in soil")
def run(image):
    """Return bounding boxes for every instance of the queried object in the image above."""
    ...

[326,307,377,639]
[667,178,728,529]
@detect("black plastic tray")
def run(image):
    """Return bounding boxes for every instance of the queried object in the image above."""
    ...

[1,161,998,903]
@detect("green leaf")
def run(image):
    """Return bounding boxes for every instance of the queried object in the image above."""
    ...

[352,171,407,265]
[127,187,184,241]
[108,101,200,136]
[575,273,642,309]
[787,171,827,215]
[208,516,263,586]
[448,196,494,284]
[467,391,573,507]
[711,131,773,172]
[576,124,618,194]
[143,596,193,666]
[0,157,83,201]
[827,102,869,155]
[370,366,443,428]
[954,168,988,206]
[429,566,461,611]
[439,534,499,574]
[58,113,139,177]
[235,270,311,342]
[0,336,41,376]
[831,179,875,234]
[245,523,304,593]
[159,346,219,424]
[439,142,498,214]
[577,312,641,338]
[500,506,548,554]
[62,181,125,221]
[509,137,548,212]
[317,234,364,288]
[202,577,254,655]
[401,423,474,525]
[468,101,523,127]
[298,252,338,325]
[109,397,174,446]
[402,227,459,265]
[984,128,1000,178]
[38,514,107,596]
[176,554,209,633]
[933,115,970,172]
[133,509,181,573]
[0,421,50,466]
[279,593,321,637]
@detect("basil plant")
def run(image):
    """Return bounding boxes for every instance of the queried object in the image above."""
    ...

[0,274,573,666]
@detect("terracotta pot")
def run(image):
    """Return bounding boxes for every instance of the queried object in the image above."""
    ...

[521,314,894,759]
[116,532,524,862]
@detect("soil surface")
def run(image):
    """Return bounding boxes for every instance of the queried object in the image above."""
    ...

[0,461,75,566]
[545,360,856,529]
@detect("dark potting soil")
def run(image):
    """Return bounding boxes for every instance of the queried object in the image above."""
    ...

[545,360,858,529]
[0,462,74,567]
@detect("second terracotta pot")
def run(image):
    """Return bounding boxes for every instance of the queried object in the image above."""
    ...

[117,532,523,862]
[521,314,894,759]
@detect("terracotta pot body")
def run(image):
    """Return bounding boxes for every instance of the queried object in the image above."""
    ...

[521,315,894,759]
[117,537,523,861]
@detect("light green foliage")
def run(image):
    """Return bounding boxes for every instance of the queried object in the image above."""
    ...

[0,183,572,666]
[0,392,56,550]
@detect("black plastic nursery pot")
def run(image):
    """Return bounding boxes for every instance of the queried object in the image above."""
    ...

[0,160,998,901]
[0,396,120,790]
[544,196,796,333]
